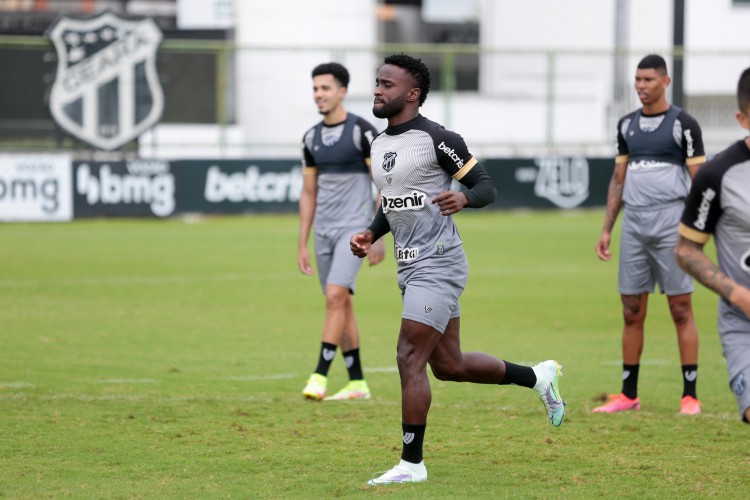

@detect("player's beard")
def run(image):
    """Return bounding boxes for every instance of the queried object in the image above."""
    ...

[373,95,405,119]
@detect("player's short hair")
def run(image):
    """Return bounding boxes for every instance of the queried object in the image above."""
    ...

[737,67,750,114]
[637,54,668,76]
[383,53,431,106]
[312,62,350,88]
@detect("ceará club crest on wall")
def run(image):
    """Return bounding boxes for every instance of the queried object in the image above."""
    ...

[47,11,164,151]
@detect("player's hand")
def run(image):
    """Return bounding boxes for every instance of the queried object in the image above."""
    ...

[351,230,374,258]
[595,232,612,261]
[297,247,314,275]
[431,191,469,216]
[367,238,385,266]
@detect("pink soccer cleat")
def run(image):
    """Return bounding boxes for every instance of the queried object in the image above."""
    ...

[592,393,640,413]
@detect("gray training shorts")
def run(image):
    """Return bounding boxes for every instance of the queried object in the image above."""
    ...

[720,328,750,421]
[618,201,694,296]
[314,226,364,294]
[397,252,467,334]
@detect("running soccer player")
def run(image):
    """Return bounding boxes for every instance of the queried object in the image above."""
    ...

[593,54,706,415]
[298,62,384,401]
[676,66,750,424]
[350,53,566,485]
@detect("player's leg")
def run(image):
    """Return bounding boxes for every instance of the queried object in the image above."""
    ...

[656,202,700,413]
[593,292,647,412]
[325,294,372,400]
[594,209,651,413]
[667,293,701,413]
[427,317,565,426]
[302,232,336,400]
[302,283,350,400]
[322,229,371,400]
[367,319,438,485]
[719,331,750,423]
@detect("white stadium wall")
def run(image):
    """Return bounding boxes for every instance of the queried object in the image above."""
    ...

[140,0,750,160]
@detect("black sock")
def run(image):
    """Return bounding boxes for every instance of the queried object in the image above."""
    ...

[314,342,337,376]
[499,361,536,388]
[343,348,364,381]
[621,364,640,399]
[682,364,698,398]
[401,423,426,464]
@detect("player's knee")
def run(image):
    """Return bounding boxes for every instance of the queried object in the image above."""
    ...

[668,300,692,325]
[430,363,460,381]
[324,290,348,310]
[622,304,644,325]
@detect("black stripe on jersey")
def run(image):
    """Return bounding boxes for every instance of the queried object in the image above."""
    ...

[680,140,750,239]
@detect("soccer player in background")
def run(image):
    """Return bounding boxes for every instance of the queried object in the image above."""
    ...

[298,62,384,401]
[675,66,750,424]
[594,54,706,415]
[350,53,565,485]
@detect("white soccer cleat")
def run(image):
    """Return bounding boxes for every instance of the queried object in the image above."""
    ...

[367,459,427,485]
[532,360,566,427]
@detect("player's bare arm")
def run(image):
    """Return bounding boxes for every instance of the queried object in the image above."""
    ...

[675,236,750,317]
[596,161,627,261]
[297,171,317,275]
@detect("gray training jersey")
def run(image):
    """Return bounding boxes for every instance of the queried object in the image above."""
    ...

[302,113,379,229]
[616,105,706,208]
[369,114,478,271]
[679,139,750,332]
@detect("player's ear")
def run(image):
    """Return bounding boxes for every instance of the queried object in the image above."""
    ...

[735,110,750,131]
[407,87,421,103]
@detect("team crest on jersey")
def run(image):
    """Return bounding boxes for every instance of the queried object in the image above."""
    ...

[47,11,164,150]
[382,152,397,172]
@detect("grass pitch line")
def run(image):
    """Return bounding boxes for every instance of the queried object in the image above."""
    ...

[94,378,159,384]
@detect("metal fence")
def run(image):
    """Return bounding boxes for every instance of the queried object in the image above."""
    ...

[1,35,748,158]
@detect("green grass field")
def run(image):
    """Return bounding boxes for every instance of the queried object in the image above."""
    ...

[2,210,748,498]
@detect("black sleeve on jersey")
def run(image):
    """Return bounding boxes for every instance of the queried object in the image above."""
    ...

[367,205,391,242]
[458,163,497,208]
[615,116,629,158]
[432,128,472,177]
[301,129,316,168]
[677,110,706,159]
[680,155,724,234]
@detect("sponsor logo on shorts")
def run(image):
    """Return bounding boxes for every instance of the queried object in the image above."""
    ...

[694,187,715,230]
[437,241,444,255]
[424,305,432,314]
[438,141,464,169]
[731,372,745,396]
[395,246,419,262]
[381,191,426,214]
